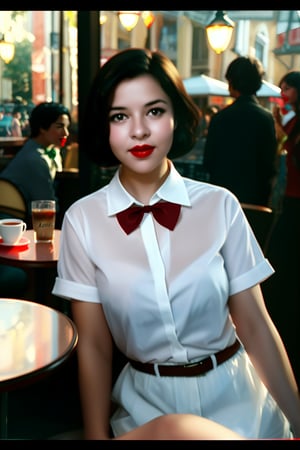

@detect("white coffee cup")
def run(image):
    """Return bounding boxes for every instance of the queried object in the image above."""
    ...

[0,219,27,244]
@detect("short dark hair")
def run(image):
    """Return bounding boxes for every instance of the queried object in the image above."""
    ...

[29,102,71,137]
[225,56,264,95]
[80,48,200,166]
[278,70,300,114]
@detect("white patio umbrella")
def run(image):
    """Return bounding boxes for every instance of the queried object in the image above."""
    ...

[256,80,281,98]
[183,74,229,96]
[183,75,281,98]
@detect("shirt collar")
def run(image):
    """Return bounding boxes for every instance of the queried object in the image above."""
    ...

[37,146,61,179]
[282,110,296,126]
[107,160,191,216]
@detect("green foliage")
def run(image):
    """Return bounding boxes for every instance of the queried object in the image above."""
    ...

[2,39,33,103]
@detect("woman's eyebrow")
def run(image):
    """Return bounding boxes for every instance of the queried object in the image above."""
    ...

[110,99,168,111]
[145,99,168,107]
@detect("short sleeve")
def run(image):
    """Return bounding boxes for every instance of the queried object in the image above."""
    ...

[52,208,101,303]
[221,195,274,295]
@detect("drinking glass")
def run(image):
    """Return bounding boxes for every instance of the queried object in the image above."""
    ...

[31,200,56,243]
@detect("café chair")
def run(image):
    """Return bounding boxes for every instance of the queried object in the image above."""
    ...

[241,203,276,254]
[0,180,29,300]
[0,178,28,222]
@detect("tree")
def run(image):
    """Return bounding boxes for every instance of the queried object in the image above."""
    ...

[2,39,33,104]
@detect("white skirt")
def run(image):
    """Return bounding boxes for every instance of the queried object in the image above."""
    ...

[110,348,292,439]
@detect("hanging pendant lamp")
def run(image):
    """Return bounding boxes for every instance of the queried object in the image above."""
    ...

[206,11,235,54]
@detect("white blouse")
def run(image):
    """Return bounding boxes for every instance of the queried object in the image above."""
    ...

[52,161,274,364]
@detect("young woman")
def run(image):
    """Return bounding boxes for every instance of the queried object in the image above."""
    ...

[263,71,300,391]
[52,48,300,440]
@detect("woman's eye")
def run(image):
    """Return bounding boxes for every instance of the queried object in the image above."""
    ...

[109,113,126,122]
[148,107,165,117]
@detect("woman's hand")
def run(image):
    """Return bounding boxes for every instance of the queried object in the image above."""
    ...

[272,104,282,124]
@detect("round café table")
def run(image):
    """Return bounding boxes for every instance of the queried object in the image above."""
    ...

[0,297,78,439]
[0,229,61,307]
[0,229,60,269]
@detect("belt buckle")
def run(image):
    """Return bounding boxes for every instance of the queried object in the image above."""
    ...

[183,360,204,368]
[183,359,207,377]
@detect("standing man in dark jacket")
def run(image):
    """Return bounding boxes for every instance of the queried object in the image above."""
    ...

[203,56,277,206]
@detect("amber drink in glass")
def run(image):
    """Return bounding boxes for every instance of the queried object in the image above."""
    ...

[31,200,56,243]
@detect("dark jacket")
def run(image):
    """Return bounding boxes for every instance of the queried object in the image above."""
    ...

[203,95,277,206]
[0,138,58,216]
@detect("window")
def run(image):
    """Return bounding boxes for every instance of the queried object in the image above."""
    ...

[255,27,269,69]
[158,17,177,64]
[191,25,208,75]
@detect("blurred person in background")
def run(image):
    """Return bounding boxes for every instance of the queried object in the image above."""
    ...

[10,107,23,137]
[0,109,11,136]
[262,70,300,389]
[0,101,71,225]
[0,101,71,300]
[202,104,220,139]
[203,56,277,207]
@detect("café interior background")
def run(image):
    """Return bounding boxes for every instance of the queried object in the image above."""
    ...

[0,10,299,193]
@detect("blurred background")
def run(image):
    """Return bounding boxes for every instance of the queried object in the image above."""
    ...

[0,10,299,196]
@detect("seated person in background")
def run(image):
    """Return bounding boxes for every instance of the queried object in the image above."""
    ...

[0,101,71,225]
[0,102,70,299]
[0,109,11,136]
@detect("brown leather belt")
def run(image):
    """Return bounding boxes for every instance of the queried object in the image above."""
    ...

[129,339,241,377]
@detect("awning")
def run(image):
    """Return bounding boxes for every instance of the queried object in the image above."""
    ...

[183,75,281,98]
[257,80,281,97]
[183,74,229,96]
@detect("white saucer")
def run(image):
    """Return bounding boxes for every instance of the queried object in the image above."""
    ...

[0,237,30,247]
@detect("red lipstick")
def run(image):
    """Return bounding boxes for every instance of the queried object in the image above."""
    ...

[129,145,155,158]
[60,137,67,147]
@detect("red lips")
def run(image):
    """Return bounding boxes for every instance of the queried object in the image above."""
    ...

[60,137,67,147]
[129,145,155,158]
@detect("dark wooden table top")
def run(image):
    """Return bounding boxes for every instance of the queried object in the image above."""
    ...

[0,229,60,269]
[0,137,26,148]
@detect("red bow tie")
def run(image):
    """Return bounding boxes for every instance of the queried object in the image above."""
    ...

[116,201,181,235]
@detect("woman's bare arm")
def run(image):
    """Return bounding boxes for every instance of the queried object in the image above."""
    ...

[229,285,300,437]
[72,301,113,440]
